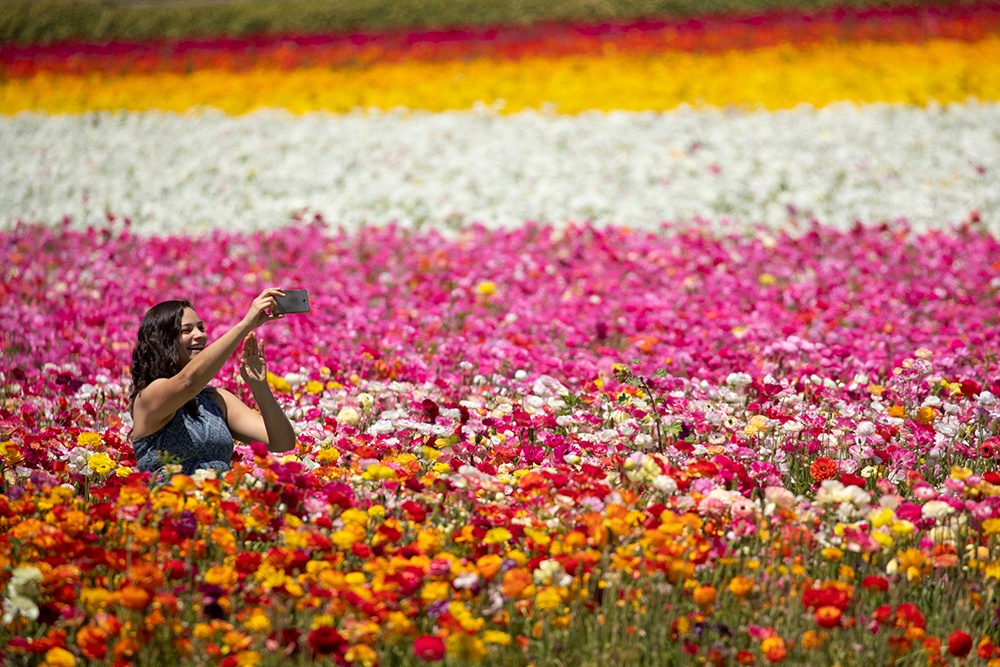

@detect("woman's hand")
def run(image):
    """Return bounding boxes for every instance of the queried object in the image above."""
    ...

[240,332,268,386]
[243,288,286,330]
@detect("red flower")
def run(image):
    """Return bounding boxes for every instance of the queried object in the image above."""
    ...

[234,552,262,575]
[980,437,1000,459]
[413,635,445,662]
[894,603,925,630]
[984,471,1000,485]
[308,627,345,655]
[809,457,838,482]
[861,576,889,592]
[873,604,893,624]
[814,605,842,628]
[839,473,865,488]
[401,500,427,522]
[947,630,973,658]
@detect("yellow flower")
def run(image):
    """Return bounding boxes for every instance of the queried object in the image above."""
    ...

[535,586,562,610]
[951,465,973,481]
[316,447,340,464]
[982,518,1000,535]
[476,281,496,295]
[483,527,512,545]
[236,651,262,667]
[244,610,271,632]
[482,630,511,646]
[77,432,102,448]
[421,581,451,603]
[304,380,324,395]
[44,647,76,667]
[87,452,115,475]
[822,547,844,562]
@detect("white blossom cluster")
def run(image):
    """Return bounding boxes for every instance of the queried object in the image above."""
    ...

[2,101,998,235]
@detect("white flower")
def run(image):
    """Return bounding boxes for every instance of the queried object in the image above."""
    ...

[726,372,752,388]
[921,500,954,519]
[781,420,804,434]
[358,393,374,410]
[855,421,876,436]
[452,572,479,590]
[652,475,678,495]
[336,406,360,426]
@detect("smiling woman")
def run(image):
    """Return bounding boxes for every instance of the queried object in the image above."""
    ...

[127,288,297,483]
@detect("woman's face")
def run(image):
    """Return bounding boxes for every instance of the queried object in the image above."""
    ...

[177,308,207,367]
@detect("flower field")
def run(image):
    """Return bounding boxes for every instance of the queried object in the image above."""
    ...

[3,1,1000,666]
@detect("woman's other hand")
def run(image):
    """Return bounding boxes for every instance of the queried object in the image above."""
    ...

[243,288,285,330]
[240,332,268,386]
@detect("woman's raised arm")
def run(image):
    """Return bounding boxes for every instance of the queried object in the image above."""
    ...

[133,289,285,432]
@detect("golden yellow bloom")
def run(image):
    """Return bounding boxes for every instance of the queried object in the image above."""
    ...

[482,630,511,646]
[982,518,1000,535]
[951,465,973,481]
[535,586,562,610]
[420,580,451,603]
[476,281,496,295]
[822,547,844,562]
[87,452,115,475]
[77,432,102,448]
[483,527,512,545]
[44,647,76,667]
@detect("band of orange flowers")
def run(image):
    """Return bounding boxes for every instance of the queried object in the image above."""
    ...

[2,36,998,114]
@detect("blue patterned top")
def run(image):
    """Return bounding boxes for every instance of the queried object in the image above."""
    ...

[132,390,234,483]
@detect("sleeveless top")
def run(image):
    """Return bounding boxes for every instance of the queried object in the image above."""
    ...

[132,390,234,483]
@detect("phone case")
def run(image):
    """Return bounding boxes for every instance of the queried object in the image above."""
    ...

[275,289,310,314]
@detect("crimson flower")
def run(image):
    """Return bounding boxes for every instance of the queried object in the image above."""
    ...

[947,630,973,658]
[308,627,346,655]
[413,635,445,662]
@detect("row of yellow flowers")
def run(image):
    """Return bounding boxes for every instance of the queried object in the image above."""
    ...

[3,36,999,114]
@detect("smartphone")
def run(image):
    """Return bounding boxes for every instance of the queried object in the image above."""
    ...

[274,289,310,314]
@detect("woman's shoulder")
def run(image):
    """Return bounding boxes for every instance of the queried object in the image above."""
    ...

[200,386,229,417]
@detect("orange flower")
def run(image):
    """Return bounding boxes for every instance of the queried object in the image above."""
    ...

[501,568,532,599]
[117,584,151,611]
[809,457,839,482]
[692,584,717,609]
[760,636,787,663]
[76,625,110,660]
[728,575,754,598]
[128,562,164,593]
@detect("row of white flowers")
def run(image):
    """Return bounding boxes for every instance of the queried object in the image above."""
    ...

[2,101,997,234]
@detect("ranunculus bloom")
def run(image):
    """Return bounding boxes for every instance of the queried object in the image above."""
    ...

[947,630,973,657]
[861,576,889,592]
[814,605,842,628]
[809,457,838,482]
[761,636,787,663]
[413,635,446,662]
[307,627,345,655]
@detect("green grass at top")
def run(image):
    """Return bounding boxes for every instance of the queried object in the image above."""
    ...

[0,0,987,45]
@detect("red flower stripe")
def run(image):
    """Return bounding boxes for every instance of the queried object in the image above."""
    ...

[3,2,1000,78]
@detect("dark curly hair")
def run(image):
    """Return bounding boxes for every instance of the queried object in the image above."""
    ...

[128,299,199,418]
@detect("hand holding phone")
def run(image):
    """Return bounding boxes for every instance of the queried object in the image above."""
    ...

[274,289,310,314]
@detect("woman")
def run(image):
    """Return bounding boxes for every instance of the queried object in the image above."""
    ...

[129,288,297,483]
